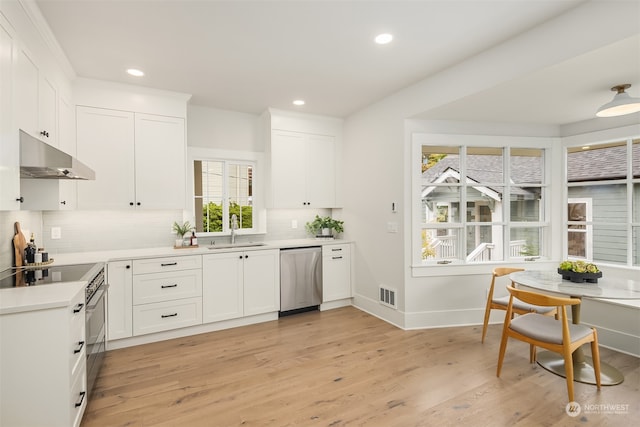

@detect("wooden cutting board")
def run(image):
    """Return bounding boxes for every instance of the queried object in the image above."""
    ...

[13,222,27,267]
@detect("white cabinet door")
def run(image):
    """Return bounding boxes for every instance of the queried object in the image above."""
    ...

[107,260,133,340]
[202,252,244,323]
[270,130,336,208]
[243,249,280,316]
[14,48,38,138]
[322,244,352,302]
[19,179,75,210]
[77,106,135,209]
[271,130,307,208]
[38,74,57,145]
[0,21,20,211]
[306,134,335,207]
[134,113,186,209]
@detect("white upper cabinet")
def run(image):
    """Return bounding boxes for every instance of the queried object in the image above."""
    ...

[134,113,186,209]
[266,110,342,209]
[14,47,57,146]
[76,106,186,210]
[271,130,336,208]
[76,106,135,209]
[0,18,20,211]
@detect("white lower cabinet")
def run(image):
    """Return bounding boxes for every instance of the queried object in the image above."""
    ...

[203,249,280,323]
[0,287,87,427]
[107,260,133,340]
[131,255,202,336]
[322,243,352,302]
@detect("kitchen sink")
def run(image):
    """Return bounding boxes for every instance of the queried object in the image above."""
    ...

[207,242,267,250]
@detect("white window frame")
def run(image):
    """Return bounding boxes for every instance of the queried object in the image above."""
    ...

[411,133,554,274]
[563,134,639,267]
[187,147,266,238]
[567,197,593,260]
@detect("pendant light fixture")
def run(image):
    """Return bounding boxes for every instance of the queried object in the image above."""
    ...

[596,84,640,117]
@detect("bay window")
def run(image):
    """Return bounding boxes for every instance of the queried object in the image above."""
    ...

[416,135,549,265]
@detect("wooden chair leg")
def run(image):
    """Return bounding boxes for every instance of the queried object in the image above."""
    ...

[496,334,509,377]
[591,331,602,390]
[481,304,492,343]
[563,349,575,402]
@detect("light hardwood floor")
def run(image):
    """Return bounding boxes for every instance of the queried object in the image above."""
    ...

[82,307,639,426]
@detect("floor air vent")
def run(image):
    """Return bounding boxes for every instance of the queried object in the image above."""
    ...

[379,285,397,309]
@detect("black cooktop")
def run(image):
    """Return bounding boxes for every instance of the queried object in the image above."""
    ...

[0,263,98,288]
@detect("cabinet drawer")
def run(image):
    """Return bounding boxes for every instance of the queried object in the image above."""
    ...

[70,358,87,427]
[133,297,202,336]
[322,244,350,259]
[133,270,202,305]
[133,255,201,275]
[69,289,86,376]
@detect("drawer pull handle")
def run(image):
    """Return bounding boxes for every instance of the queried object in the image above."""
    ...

[73,303,85,313]
[331,248,342,252]
[161,284,178,289]
[161,262,177,267]
[73,341,85,354]
[161,313,178,318]
[75,391,86,408]
[332,256,343,260]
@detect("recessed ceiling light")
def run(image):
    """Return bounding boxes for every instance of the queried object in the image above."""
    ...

[293,100,305,106]
[375,33,393,45]
[126,68,144,77]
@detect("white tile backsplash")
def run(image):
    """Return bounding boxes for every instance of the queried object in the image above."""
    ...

[42,210,184,256]
[1,208,335,268]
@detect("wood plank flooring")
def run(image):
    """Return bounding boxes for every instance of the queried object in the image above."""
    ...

[81,307,639,426]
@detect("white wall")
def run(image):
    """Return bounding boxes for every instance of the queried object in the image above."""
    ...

[343,0,640,329]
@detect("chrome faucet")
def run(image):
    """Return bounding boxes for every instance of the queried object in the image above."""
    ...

[230,214,238,244]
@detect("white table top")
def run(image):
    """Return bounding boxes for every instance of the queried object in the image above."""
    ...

[510,270,640,300]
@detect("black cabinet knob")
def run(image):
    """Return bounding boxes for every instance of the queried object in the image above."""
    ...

[136,202,141,206]
[60,200,66,205]
[40,130,49,138]
[129,202,134,206]
[16,197,24,203]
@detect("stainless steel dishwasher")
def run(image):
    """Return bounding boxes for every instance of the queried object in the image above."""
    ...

[280,246,322,315]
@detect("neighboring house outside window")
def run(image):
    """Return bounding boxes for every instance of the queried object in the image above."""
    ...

[417,138,548,265]
[566,139,640,267]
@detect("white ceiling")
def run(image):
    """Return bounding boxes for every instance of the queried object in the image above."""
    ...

[36,0,639,125]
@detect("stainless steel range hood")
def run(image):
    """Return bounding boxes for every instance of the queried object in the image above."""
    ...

[19,130,95,180]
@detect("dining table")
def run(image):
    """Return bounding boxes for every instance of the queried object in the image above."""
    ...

[509,269,640,386]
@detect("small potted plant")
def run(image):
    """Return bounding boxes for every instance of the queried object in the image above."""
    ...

[558,260,602,283]
[305,215,344,238]
[172,221,192,247]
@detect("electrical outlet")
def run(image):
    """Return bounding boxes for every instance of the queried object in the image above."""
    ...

[291,219,298,229]
[51,227,62,239]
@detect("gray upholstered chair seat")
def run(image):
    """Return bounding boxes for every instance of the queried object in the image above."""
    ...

[492,295,556,314]
[510,313,594,344]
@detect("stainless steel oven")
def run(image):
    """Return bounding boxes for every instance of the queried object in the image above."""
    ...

[85,265,107,399]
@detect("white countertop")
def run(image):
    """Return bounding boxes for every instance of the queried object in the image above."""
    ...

[50,238,348,264]
[0,239,349,315]
[0,280,85,315]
